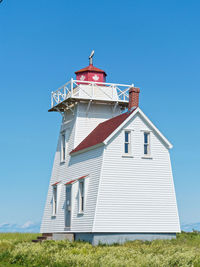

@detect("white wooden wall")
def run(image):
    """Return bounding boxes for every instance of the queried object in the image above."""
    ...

[41,102,120,233]
[69,147,104,232]
[40,139,104,232]
[41,106,180,234]
[93,113,180,233]
[74,103,121,147]
[40,109,76,233]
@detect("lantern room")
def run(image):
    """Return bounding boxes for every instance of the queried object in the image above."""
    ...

[75,64,107,83]
[75,50,106,83]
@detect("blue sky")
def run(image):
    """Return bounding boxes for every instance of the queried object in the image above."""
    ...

[0,0,200,228]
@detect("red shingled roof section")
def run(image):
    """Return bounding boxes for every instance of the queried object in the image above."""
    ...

[70,109,136,155]
[75,64,107,76]
[51,181,61,186]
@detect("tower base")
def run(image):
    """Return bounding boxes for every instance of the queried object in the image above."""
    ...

[46,232,176,245]
[75,233,176,245]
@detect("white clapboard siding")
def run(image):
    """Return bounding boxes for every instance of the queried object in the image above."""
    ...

[74,103,121,148]
[40,111,77,233]
[93,113,180,233]
[69,147,104,232]
[41,103,120,233]
[40,142,104,233]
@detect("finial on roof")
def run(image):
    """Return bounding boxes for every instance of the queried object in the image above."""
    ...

[89,50,95,65]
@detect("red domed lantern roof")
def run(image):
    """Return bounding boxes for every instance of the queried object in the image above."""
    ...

[75,64,107,76]
[75,51,107,83]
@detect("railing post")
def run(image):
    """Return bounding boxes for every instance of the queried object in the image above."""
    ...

[112,85,114,100]
[64,86,66,99]
[71,78,73,97]
[51,92,54,107]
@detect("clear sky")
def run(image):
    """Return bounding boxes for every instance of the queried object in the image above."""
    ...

[0,0,200,227]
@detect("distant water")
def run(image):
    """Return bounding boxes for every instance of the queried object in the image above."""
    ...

[0,221,40,233]
[181,223,200,232]
[0,221,200,233]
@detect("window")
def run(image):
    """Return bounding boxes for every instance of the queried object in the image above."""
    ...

[60,129,70,162]
[124,131,131,154]
[144,132,150,155]
[61,133,66,162]
[52,186,57,216]
[79,180,84,213]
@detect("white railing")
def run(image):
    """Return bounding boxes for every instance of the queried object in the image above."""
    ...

[51,79,134,108]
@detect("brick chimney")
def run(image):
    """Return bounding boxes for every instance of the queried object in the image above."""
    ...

[128,87,140,110]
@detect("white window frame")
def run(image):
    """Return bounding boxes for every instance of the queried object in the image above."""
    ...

[143,132,151,156]
[60,132,66,162]
[79,180,85,214]
[123,130,133,157]
[52,185,57,216]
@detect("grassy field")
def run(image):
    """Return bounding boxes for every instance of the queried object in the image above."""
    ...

[1,232,200,266]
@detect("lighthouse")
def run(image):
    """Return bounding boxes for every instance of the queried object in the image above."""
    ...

[40,52,180,245]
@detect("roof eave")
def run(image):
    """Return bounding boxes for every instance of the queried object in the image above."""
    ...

[103,108,139,145]
[137,108,173,149]
[65,175,89,185]
[75,70,107,76]
[70,143,104,156]
[103,107,173,149]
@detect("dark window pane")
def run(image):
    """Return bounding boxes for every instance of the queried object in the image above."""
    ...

[81,197,84,211]
[62,134,65,144]
[144,144,148,154]
[53,187,57,214]
[54,187,57,200]
[80,182,84,212]
[62,134,65,160]
[80,182,84,195]
[144,133,148,144]
[125,143,129,153]
[63,147,65,160]
[125,131,129,142]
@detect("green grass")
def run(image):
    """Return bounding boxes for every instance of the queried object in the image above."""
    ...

[0,262,22,267]
[1,232,200,266]
[0,233,39,242]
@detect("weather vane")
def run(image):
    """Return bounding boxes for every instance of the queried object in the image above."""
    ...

[89,50,95,65]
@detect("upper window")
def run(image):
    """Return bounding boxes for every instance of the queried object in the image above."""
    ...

[124,131,131,154]
[52,186,57,216]
[79,180,85,213]
[61,133,66,162]
[144,132,150,155]
[60,129,70,162]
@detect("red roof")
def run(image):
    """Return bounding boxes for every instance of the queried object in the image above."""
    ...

[70,110,136,155]
[65,175,88,185]
[75,64,107,76]
[77,175,88,181]
[65,179,76,185]
[51,181,60,186]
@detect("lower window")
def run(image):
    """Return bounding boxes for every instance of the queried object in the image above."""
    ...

[52,185,57,216]
[79,180,84,213]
